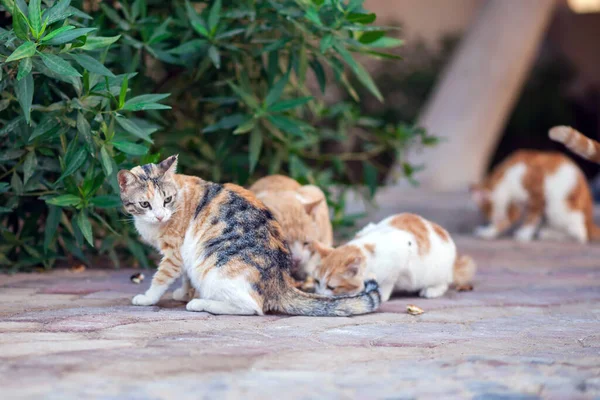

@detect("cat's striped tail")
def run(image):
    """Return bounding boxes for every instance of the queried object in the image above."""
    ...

[274,275,381,316]
[452,254,476,287]
[549,126,600,163]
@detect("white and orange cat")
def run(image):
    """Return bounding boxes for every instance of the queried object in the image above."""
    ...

[307,213,476,302]
[250,175,333,279]
[470,149,600,243]
[118,156,381,316]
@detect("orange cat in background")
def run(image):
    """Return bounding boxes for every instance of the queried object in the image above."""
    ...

[250,175,333,279]
[470,149,600,243]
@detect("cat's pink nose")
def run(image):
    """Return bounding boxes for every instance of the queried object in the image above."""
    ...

[156,215,164,221]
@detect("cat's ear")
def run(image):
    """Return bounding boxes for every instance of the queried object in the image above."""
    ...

[469,184,490,205]
[158,155,178,176]
[296,185,325,215]
[117,170,138,192]
[309,241,333,258]
[343,257,363,278]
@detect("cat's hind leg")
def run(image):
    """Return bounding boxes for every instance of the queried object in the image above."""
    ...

[186,299,260,315]
[514,205,543,242]
[419,283,449,298]
[172,273,192,302]
[562,211,588,243]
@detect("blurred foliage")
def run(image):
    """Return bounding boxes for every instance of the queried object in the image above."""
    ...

[0,0,437,271]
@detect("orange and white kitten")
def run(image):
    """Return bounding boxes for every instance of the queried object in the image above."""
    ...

[250,175,333,279]
[308,213,476,301]
[470,150,599,243]
[118,156,381,316]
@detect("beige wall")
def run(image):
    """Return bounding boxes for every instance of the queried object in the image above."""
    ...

[366,0,482,47]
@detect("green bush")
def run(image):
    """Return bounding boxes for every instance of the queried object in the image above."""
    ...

[0,0,170,271]
[0,0,436,271]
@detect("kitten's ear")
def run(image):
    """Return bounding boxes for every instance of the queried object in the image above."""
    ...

[469,184,490,205]
[343,257,363,278]
[309,241,333,258]
[158,155,178,176]
[296,185,325,215]
[117,170,138,192]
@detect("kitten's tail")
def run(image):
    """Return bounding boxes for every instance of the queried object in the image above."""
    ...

[452,254,477,287]
[549,126,600,163]
[273,274,381,316]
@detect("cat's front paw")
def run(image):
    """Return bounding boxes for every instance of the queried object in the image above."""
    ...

[132,294,157,306]
[172,288,188,302]
[513,227,535,242]
[474,225,498,240]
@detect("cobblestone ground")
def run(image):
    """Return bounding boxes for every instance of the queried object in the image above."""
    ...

[1,191,600,399]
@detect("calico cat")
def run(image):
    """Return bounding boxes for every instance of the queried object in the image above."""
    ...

[251,176,333,279]
[307,213,476,302]
[118,156,381,316]
[470,150,600,243]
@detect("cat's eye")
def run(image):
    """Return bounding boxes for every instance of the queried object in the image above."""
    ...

[303,241,309,246]
[140,201,151,209]
[326,285,335,291]
[164,196,172,205]
[314,279,320,285]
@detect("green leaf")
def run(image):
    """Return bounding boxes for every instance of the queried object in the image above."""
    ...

[265,71,290,107]
[208,0,221,32]
[44,0,72,25]
[367,37,404,48]
[89,195,121,208]
[148,17,171,44]
[76,211,94,247]
[248,128,262,173]
[289,154,309,179]
[5,41,36,63]
[46,194,81,206]
[359,31,385,44]
[17,57,32,81]
[347,13,376,24]
[76,112,93,151]
[228,81,259,109]
[100,146,113,176]
[267,115,305,138]
[185,0,209,37]
[310,59,326,94]
[122,93,171,111]
[233,118,255,135]
[79,35,120,51]
[168,39,207,55]
[320,35,333,53]
[39,52,81,77]
[23,151,37,184]
[112,141,148,156]
[70,53,115,77]
[12,2,29,40]
[363,161,378,197]
[44,206,61,250]
[305,8,322,26]
[0,117,24,137]
[208,45,220,69]
[29,114,59,142]
[43,27,96,45]
[118,75,128,108]
[28,0,42,38]
[41,25,75,43]
[203,114,248,133]
[335,44,382,102]
[56,147,86,183]
[15,72,33,124]
[269,97,313,112]
[115,116,153,143]
[11,171,23,194]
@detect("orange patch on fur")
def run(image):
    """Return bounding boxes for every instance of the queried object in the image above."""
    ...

[249,175,302,194]
[364,243,376,254]
[431,223,450,242]
[390,213,430,256]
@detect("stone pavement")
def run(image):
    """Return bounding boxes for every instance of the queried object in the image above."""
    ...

[1,189,600,399]
[1,237,600,399]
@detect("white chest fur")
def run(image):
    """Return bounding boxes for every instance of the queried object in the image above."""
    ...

[134,218,162,251]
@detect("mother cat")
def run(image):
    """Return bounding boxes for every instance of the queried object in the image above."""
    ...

[117,155,380,316]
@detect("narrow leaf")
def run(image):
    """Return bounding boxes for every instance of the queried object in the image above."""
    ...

[335,44,382,102]
[208,45,220,69]
[79,35,120,51]
[17,57,32,81]
[15,72,34,124]
[13,3,29,40]
[248,128,262,173]
[100,146,113,176]
[46,194,81,206]
[39,52,81,77]
[5,41,36,63]
[44,206,61,250]
[115,116,153,143]
[43,27,96,45]
[28,0,42,37]
[208,0,221,31]
[76,211,94,247]
[23,151,37,184]
[41,25,75,42]
[347,13,376,24]
[70,53,115,77]
[76,112,93,151]
[119,75,128,108]
[44,0,72,25]
[265,71,290,107]
[89,195,121,208]
[112,141,148,156]
[56,147,86,183]
[269,96,313,112]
